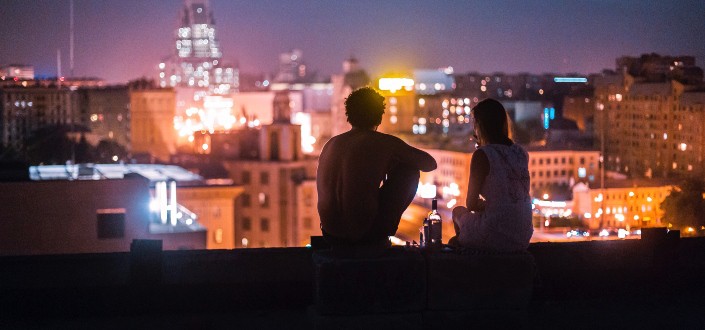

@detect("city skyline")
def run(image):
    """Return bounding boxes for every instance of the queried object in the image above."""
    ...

[1,0,703,84]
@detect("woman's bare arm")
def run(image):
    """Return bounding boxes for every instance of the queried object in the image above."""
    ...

[466,149,489,211]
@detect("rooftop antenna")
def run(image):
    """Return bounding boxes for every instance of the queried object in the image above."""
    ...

[57,49,62,87]
[69,0,76,165]
[70,0,74,78]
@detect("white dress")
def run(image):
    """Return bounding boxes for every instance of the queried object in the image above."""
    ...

[456,144,533,251]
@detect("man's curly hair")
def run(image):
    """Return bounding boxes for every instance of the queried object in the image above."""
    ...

[344,87,385,129]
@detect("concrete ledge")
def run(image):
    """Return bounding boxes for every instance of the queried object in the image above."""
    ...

[2,236,705,325]
[425,250,535,311]
[423,310,528,329]
[311,308,423,330]
[313,248,426,315]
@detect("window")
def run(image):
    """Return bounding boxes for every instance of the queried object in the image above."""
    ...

[260,171,269,185]
[259,192,269,208]
[214,228,223,244]
[97,209,126,239]
[241,193,251,207]
[578,167,587,178]
[242,217,251,231]
[303,189,314,207]
[261,218,270,232]
[242,171,251,184]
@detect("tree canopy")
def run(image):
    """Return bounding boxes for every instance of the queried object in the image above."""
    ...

[660,178,705,230]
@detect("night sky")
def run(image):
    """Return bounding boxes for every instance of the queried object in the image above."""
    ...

[1,0,703,84]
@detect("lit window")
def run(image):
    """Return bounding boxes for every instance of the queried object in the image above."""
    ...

[578,167,586,178]
[215,229,223,244]
[259,193,268,208]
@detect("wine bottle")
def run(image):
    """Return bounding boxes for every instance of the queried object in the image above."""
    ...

[428,199,442,250]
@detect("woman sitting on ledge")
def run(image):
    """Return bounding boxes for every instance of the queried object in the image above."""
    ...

[450,98,533,252]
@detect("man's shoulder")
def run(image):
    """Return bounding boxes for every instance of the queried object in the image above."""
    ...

[372,131,405,144]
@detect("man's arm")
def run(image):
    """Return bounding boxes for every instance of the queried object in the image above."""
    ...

[391,137,437,172]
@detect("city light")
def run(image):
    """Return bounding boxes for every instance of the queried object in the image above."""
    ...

[442,182,461,197]
[618,229,629,238]
[553,77,588,83]
[417,183,437,199]
[378,78,414,93]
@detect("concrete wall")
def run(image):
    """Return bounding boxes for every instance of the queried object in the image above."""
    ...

[1,236,705,323]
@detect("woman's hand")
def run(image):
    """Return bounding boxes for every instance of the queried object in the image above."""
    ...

[452,206,468,222]
[451,206,467,236]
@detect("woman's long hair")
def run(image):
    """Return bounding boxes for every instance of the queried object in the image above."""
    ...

[472,98,512,144]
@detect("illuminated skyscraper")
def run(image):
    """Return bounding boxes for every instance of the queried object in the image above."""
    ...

[159,0,238,97]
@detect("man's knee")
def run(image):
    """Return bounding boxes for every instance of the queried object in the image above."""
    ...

[390,166,419,188]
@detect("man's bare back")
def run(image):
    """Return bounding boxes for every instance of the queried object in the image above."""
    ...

[317,127,436,244]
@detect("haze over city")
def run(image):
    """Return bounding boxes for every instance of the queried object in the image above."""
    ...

[4,1,705,327]
[1,0,704,83]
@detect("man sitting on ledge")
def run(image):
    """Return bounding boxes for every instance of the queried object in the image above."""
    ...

[317,87,437,250]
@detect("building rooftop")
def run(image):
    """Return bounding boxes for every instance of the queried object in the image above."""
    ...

[680,91,705,106]
[524,142,598,152]
[584,177,678,189]
[628,82,673,97]
[29,164,204,184]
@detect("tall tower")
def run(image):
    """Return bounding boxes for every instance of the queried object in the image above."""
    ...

[274,49,305,83]
[159,0,238,96]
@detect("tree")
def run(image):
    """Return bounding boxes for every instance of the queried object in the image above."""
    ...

[660,178,705,230]
[95,139,127,163]
[24,125,75,165]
